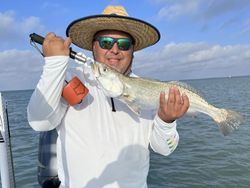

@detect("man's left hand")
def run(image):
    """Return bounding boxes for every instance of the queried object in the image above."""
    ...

[158,87,189,123]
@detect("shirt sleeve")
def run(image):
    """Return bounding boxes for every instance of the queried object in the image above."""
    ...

[27,56,69,131]
[149,114,179,156]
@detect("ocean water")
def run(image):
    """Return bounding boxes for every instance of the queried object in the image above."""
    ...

[1,76,250,188]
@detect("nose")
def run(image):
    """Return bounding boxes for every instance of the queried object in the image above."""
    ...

[110,43,119,54]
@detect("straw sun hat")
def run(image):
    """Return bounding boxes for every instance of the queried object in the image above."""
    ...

[66,5,160,51]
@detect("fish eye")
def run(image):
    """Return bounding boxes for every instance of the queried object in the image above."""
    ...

[103,68,107,72]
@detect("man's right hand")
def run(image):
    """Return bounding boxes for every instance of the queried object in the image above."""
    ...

[43,32,71,57]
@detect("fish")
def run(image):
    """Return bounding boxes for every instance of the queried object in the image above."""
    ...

[91,61,244,136]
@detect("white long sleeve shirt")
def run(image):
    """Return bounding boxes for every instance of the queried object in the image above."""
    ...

[27,56,179,188]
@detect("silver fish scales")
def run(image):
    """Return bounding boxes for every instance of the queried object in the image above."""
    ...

[91,61,244,136]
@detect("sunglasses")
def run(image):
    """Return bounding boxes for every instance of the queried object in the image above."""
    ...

[94,36,133,51]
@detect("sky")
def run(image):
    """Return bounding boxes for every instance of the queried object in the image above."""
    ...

[1,0,250,91]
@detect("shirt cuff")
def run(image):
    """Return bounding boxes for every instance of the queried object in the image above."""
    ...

[154,113,176,130]
[44,56,69,64]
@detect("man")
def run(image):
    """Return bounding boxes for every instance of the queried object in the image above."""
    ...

[28,5,189,188]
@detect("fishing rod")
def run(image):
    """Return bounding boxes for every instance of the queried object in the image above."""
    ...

[29,33,89,64]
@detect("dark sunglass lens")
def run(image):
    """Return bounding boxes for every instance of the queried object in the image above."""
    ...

[117,39,132,50]
[99,37,114,49]
[96,37,132,51]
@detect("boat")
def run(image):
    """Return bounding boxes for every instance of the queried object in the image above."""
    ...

[0,92,60,188]
[37,129,60,187]
[0,93,16,188]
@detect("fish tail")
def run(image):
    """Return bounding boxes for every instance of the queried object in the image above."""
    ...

[214,108,244,136]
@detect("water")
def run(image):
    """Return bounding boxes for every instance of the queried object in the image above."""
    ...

[1,76,250,188]
[1,90,39,188]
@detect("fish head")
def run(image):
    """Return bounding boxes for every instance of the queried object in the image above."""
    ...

[91,61,124,97]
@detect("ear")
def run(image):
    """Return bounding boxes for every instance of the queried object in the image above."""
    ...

[130,52,134,65]
[92,43,97,59]
[92,42,96,51]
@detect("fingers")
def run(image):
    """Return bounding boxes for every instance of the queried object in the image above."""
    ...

[167,87,183,106]
[43,32,70,57]
[181,93,189,114]
[45,33,71,48]
[159,91,166,106]
[170,88,190,115]
[158,87,190,123]
[160,87,181,105]
[45,32,56,39]
[45,32,64,43]
[168,87,175,104]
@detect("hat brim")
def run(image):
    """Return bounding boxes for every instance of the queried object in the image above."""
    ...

[66,15,160,51]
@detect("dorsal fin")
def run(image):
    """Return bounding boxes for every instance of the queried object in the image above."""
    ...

[168,81,204,98]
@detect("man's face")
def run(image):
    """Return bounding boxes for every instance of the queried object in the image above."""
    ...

[92,30,134,75]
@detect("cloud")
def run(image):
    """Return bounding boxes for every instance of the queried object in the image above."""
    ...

[157,0,200,20]
[0,49,43,91]
[156,0,250,21]
[218,17,239,31]
[41,2,61,9]
[0,49,80,91]
[0,10,45,49]
[40,2,70,18]
[240,18,250,34]
[133,43,250,80]
[202,0,250,20]
[155,0,250,36]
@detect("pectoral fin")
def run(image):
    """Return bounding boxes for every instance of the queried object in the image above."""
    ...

[122,93,141,115]
[126,101,141,115]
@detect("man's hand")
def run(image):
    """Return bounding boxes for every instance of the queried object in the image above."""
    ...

[158,87,189,123]
[43,32,71,57]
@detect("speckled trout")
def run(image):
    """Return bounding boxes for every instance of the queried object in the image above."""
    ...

[91,61,243,136]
